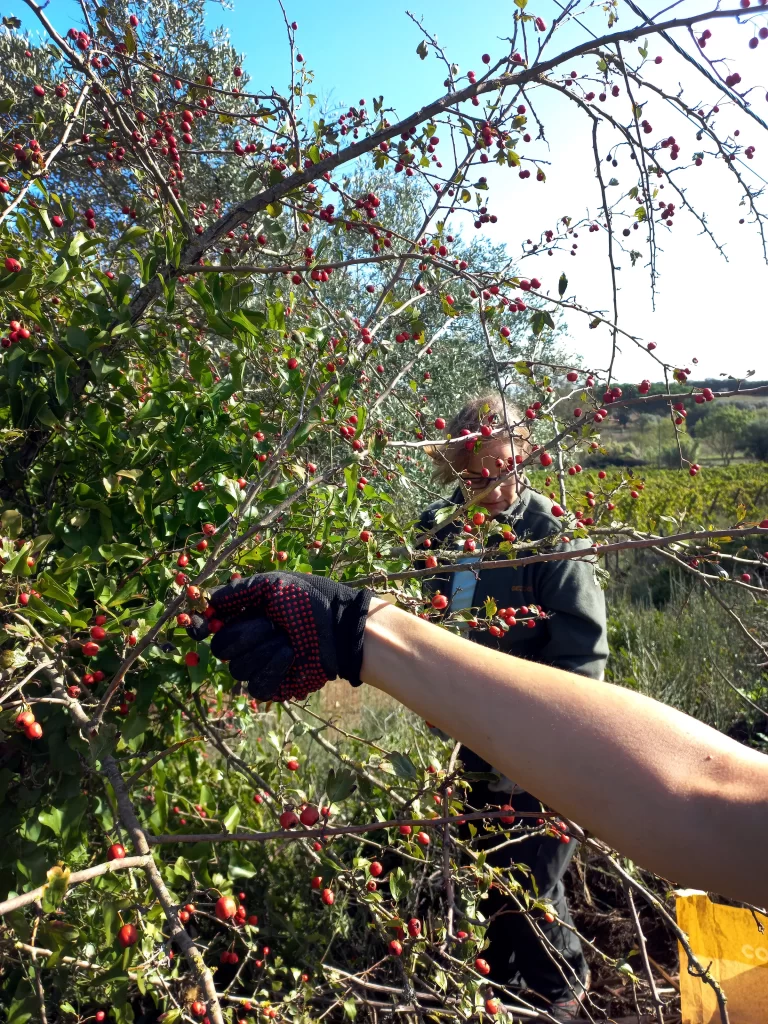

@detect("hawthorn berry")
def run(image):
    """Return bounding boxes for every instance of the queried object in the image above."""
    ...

[108,843,126,861]
[300,804,320,826]
[117,923,138,947]
[215,895,237,921]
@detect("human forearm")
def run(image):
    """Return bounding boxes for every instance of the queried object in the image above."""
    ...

[362,598,768,906]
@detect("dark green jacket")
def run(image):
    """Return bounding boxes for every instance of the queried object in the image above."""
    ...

[419,488,608,680]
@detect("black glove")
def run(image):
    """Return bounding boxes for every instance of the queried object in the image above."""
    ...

[187,572,372,702]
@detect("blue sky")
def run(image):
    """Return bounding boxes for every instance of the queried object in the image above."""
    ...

[40,1,768,382]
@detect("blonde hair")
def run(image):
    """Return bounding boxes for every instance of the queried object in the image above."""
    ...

[427,393,529,485]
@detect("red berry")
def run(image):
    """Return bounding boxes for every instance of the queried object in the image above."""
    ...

[108,843,126,861]
[25,722,43,740]
[499,804,516,825]
[311,875,323,889]
[389,939,403,956]
[185,652,199,667]
[551,504,564,518]
[369,860,383,877]
[286,758,300,771]
[16,710,35,728]
[359,530,371,542]
[434,417,446,429]
[280,810,299,829]
[117,923,138,947]
[321,888,335,905]
[431,593,448,610]
[475,957,491,975]
[472,512,486,526]
[416,831,430,846]
[300,804,320,826]
[90,625,107,640]
[408,917,421,937]
[399,824,412,836]
[215,896,237,921]
[82,641,100,657]
[485,999,499,1015]
[177,552,189,567]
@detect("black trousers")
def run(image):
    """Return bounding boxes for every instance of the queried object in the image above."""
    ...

[459,749,588,1003]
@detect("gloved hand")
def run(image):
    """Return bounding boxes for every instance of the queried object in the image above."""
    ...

[187,572,373,702]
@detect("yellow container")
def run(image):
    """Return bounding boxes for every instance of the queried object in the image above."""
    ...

[676,890,768,1023]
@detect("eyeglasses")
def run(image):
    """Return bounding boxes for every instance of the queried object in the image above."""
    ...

[463,474,507,488]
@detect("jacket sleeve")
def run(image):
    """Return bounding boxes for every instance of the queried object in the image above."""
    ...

[533,537,609,680]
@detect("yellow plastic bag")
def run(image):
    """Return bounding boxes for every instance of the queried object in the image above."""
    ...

[676,890,768,1023]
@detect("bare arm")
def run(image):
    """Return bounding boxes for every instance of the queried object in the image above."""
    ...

[363,598,768,907]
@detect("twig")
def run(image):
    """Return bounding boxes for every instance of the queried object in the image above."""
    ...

[0,856,154,916]
[624,883,666,1024]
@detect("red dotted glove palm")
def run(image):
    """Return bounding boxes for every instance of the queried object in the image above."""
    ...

[187,572,372,702]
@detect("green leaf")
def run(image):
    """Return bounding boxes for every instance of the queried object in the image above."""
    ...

[326,767,356,803]
[38,572,78,608]
[388,866,407,900]
[38,806,64,836]
[343,998,358,1020]
[103,901,118,945]
[228,849,258,879]
[120,224,147,244]
[267,301,285,332]
[54,353,72,404]
[98,543,146,563]
[388,752,418,780]
[41,865,71,913]
[529,310,555,336]
[107,576,142,607]
[222,805,241,832]
[45,261,70,286]
[6,996,37,1024]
